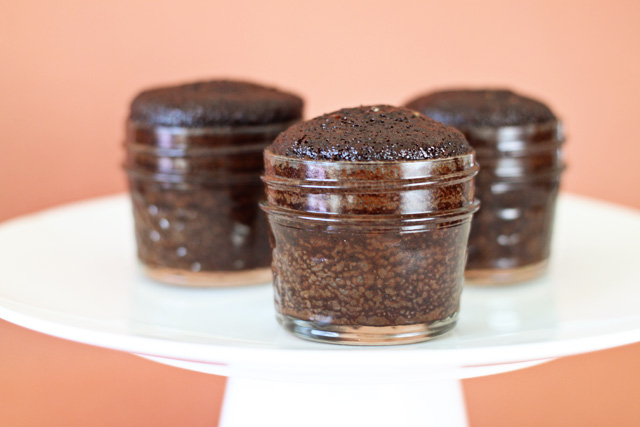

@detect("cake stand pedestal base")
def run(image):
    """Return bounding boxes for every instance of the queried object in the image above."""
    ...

[220,377,467,427]
[139,355,552,427]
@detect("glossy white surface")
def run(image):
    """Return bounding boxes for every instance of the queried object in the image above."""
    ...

[0,194,638,381]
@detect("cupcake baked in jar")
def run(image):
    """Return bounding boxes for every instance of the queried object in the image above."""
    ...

[124,80,303,287]
[261,105,479,345]
[406,89,565,285]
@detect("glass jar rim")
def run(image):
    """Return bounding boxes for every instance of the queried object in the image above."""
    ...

[124,166,262,185]
[263,148,478,187]
[459,119,564,143]
[124,141,269,157]
[260,200,479,226]
[479,166,566,182]
[128,119,298,136]
[264,148,476,168]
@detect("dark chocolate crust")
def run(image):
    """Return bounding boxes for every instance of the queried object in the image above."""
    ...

[270,105,471,161]
[405,89,556,128]
[129,80,303,127]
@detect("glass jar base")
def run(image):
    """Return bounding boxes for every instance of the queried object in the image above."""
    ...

[276,313,457,346]
[465,260,548,286]
[143,265,272,287]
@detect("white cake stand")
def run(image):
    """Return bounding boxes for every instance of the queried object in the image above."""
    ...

[0,194,638,427]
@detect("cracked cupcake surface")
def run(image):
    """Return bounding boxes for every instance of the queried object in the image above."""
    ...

[270,104,471,161]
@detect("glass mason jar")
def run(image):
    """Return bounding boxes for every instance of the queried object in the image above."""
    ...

[124,121,294,287]
[463,121,566,284]
[261,149,479,345]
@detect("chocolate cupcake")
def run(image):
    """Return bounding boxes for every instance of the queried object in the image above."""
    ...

[406,89,565,285]
[130,80,303,127]
[262,105,479,345]
[124,79,303,287]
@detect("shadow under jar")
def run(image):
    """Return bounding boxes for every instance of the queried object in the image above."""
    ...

[125,121,294,287]
[261,150,479,345]
[463,121,566,284]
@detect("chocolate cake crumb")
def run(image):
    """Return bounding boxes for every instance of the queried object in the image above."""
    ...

[129,80,303,127]
[270,105,471,161]
[270,214,470,327]
[405,89,557,128]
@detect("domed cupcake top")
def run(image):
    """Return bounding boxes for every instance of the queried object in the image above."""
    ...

[270,105,471,161]
[129,80,303,127]
[405,89,556,128]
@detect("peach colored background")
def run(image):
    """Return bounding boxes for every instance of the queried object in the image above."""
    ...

[1,0,639,425]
